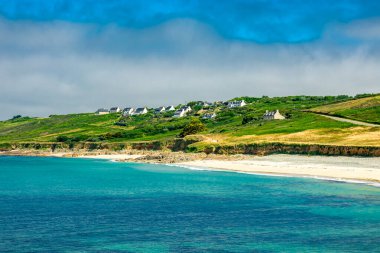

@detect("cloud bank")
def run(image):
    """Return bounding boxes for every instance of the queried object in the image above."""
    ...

[0,18,379,120]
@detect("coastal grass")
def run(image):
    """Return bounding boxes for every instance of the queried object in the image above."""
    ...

[309,94,380,124]
[0,113,123,142]
[187,126,380,153]
[1,95,378,148]
[214,112,354,136]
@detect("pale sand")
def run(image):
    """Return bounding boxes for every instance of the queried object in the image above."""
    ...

[177,155,380,184]
[78,154,143,160]
[2,150,380,185]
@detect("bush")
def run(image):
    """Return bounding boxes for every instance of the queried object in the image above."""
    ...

[11,115,22,120]
[114,122,127,126]
[355,93,376,99]
[242,115,257,125]
[56,135,87,143]
[179,119,206,137]
[56,135,69,142]
[285,112,292,119]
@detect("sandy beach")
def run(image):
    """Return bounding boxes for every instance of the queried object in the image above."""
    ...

[177,155,380,185]
[2,150,380,185]
[74,152,380,185]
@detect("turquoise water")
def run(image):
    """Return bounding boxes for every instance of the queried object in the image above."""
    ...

[0,156,379,252]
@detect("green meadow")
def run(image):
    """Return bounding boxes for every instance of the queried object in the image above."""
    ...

[309,94,380,124]
[0,94,379,147]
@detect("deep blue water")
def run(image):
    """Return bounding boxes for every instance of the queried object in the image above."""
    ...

[0,156,379,252]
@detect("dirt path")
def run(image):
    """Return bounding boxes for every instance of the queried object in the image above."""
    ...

[315,113,380,127]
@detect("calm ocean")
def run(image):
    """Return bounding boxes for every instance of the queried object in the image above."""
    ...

[0,156,379,252]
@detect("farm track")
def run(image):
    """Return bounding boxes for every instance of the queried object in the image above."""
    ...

[312,113,380,127]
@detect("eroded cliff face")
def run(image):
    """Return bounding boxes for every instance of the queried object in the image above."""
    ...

[1,138,380,157]
[199,143,380,156]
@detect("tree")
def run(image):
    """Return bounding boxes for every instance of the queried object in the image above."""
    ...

[179,119,206,137]
[242,115,257,125]
[11,115,22,120]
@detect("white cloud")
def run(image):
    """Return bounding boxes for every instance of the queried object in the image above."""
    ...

[0,18,379,120]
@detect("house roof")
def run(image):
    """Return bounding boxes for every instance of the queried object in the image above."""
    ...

[97,108,108,112]
[135,107,147,112]
[174,109,185,114]
[228,100,245,104]
[203,113,216,118]
[264,111,276,116]
[263,110,280,116]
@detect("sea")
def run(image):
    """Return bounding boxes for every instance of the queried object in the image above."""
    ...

[0,156,379,252]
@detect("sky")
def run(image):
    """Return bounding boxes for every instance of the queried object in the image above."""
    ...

[0,0,380,120]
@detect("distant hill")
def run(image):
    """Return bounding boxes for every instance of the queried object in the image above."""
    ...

[308,94,380,124]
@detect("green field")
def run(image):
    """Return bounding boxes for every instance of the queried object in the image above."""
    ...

[1,94,379,148]
[309,94,380,124]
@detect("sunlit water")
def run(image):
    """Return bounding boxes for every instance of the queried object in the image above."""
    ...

[0,156,379,252]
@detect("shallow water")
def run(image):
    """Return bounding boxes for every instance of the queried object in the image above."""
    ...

[0,156,379,252]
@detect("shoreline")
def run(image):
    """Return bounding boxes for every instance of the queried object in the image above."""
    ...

[174,163,380,187]
[176,156,380,186]
[1,150,380,186]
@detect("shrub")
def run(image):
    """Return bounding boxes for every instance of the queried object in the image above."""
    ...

[285,112,292,119]
[355,93,376,99]
[11,115,22,120]
[242,115,257,125]
[56,135,69,142]
[179,119,206,137]
[114,122,127,126]
[56,135,87,143]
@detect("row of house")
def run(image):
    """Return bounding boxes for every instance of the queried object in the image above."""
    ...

[95,99,285,121]
[154,105,175,114]
[96,107,148,116]
[96,105,176,116]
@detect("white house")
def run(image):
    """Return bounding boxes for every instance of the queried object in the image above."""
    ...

[180,106,192,113]
[200,102,213,108]
[109,107,121,113]
[228,100,246,108]
[122,107,135,116]
[202,113,216,119]
[133,107,148,115]
[95,108,109,115]
[213,101,223,106]
[166,105,175,111]
[263,109,285,120]
[173,109,186,118]
[154,106,166,114]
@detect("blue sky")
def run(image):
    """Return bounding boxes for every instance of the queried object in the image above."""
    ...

[0,0,379,119]
[1,0,380,42]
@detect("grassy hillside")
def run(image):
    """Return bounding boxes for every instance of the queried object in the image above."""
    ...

[308,94,380,124]
[1,95,379,148]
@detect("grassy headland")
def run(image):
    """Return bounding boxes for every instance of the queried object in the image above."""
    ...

[1,94,379,156]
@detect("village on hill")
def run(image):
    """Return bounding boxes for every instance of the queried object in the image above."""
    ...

[95,100,285,121]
